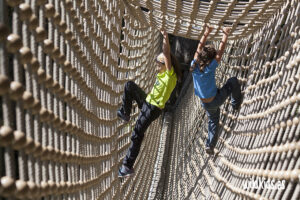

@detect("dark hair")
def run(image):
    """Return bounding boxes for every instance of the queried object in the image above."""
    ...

[196,45,217,73]
[170,53,182,82]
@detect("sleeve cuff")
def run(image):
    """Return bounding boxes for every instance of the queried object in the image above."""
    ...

[190,59,197,67]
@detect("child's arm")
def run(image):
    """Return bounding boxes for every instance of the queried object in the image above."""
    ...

[161,30,172,71]
[194,25,213,59]
[215,27,231,63]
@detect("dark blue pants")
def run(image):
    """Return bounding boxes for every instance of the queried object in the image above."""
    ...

[121,81,161,168]
[201,77,242,148]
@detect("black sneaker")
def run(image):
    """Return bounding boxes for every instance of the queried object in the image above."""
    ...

[117,109,130,122]
[205,146,214,155]
[232,94,244,111]
[232,102,241,111]
[118,165,134,177]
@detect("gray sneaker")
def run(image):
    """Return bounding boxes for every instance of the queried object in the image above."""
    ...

[118,165,134,177]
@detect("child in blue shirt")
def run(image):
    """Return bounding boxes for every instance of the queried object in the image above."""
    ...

[191,25,242,155]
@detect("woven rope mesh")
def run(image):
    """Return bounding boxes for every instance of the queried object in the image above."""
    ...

[0,0,299,199]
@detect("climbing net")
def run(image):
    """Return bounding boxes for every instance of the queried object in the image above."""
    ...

[0,0,299,200]
[0,0,162,199]
[125,0,288,40]
[161,1,300,199]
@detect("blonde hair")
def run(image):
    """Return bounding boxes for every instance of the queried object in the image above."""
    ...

[156,53,182,81]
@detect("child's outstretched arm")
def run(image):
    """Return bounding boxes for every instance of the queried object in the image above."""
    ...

[194,25,213,59]
[161,29,172,71]
[215,27,231,63]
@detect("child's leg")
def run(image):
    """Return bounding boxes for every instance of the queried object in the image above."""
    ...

[203,77,241,150]
[123,102,161,169]
[121,81,147,116]
[205,108,220,148]
[217,77,242,109]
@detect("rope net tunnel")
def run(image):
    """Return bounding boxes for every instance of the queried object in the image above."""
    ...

[0,0,299,199]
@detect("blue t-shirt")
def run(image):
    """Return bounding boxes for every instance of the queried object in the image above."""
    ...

[191,59,218,98]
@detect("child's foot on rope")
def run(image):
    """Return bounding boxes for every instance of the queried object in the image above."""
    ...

[118,165,135,177]
[232,102,241,111]
[117,108,130,122]
[205,146,214,155]
[232,93,244,111]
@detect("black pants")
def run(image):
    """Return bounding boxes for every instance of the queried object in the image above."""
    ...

[121,81,161,169]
